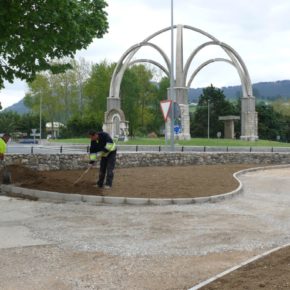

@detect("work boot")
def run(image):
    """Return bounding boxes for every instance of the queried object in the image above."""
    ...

[96,181,103,188]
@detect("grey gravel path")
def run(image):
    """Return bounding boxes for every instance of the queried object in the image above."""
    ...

[1,167,290,290]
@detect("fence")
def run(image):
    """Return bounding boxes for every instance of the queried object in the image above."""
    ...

[6,144,290,154]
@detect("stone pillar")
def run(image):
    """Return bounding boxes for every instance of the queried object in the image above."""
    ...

[174,25,190,140]
[224,120,234,139]
[240,97,258,140]
[219,116,240,139]
[107,97,121,111]
[103,97,129,140]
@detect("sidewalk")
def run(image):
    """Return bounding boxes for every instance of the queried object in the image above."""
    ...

[0,167,290,289]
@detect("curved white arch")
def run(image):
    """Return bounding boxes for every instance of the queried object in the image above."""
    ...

[187,58,247,96]
[184,41,252,96]
[183,25,253,97]
[110,24,253,100]
[187,58,234,87]
[129,59,170,77]
[109,42,170,98]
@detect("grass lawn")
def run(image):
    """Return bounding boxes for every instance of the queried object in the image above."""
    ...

[51,137,290,147]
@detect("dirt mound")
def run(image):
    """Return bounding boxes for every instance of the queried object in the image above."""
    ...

[1,164,257,198]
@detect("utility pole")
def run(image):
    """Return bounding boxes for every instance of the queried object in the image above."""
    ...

[39,94,42,143]
[207,98,210,139]
[169,0,175,151]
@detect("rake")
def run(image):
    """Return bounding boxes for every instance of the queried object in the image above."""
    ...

[73,166,91,185]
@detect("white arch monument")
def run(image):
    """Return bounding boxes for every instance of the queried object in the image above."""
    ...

[103,24,258,141]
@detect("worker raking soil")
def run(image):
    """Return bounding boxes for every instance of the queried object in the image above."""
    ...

[0,133,11,184]
[87,130,117,189]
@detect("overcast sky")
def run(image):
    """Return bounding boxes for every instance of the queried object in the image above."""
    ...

[1,0,290,109]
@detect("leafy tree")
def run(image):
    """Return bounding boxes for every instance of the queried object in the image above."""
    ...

[191,85,236,138]
[0,111,21,133]
[83,62,163,136]
[83,60,115,124]
[121,65,158,135]
[121,69,140,135]
[0,0,108,88]
[256,101,288,140]
[25,73,62,136]
[272,98,290,117]
[24,59,92,127]
[60,115,102,138]
[18,113,46,137]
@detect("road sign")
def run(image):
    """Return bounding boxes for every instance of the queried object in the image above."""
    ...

[160,100,172,121]
[174,125,181,134]
[31,133,40,137]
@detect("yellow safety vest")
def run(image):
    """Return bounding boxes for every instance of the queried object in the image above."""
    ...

[0,138,6,154]
[89,141,116,160]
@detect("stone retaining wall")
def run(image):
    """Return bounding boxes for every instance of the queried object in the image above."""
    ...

[3,152,290,171]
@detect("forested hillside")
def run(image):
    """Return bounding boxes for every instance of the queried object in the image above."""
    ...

[189,80,290,103]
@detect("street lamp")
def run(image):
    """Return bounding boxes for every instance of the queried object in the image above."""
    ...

[39,94,42,143]
[207,98,210,139]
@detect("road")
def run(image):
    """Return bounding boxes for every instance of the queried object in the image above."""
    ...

[6,143,290,154]
[0,167,290,289]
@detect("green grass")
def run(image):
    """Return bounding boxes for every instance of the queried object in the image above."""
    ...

[51,138,89,144]
[51,137,290,147]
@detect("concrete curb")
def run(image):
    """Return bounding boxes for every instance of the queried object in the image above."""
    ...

[188,241,290,290]
[0,182,243,206]
[1,164,289,206]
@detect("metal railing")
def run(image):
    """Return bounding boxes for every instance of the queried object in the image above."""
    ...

[6,144,290,154]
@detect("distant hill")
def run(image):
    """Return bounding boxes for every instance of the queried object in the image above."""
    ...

[188,80,290,103]
[3,80,290,113]
[3,99,30,115]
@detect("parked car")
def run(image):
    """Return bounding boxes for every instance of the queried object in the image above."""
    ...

[19,139,38,144]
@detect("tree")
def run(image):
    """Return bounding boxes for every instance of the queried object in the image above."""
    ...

[24,58,92,126]
[24,73,60,134]
[60,115,102,138]
[83,60,115,124]
[191,85,236,138]
[122,65,158,135]
[272,97,290,117]
[256,101,289,141]
[0,0,108,88]
[0,111,21,133]
[18,113,47,137]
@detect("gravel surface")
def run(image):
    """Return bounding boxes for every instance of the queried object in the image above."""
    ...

[1,166,290,289]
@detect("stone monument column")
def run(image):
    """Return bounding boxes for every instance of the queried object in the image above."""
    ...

[174,25,191,140]
[240,97,258,140]
[103,97,129,140]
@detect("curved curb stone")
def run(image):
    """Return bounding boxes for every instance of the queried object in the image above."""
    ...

[1,164,289,206]
[188,242,290,290]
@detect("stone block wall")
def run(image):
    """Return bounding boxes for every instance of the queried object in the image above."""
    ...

[3,152,290,171]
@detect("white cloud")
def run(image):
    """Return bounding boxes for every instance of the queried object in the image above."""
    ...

[1,0,289,108]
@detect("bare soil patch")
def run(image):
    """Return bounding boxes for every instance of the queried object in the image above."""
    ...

[3,164,257,198]
[201,246,290,290]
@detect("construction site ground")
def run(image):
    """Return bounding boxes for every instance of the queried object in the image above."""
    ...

[1,164,290,289]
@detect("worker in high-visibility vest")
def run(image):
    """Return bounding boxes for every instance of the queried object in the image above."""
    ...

[0,133,10,161]
[88,130,117,189]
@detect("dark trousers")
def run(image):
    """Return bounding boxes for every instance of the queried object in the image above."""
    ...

[97,150,116,187]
